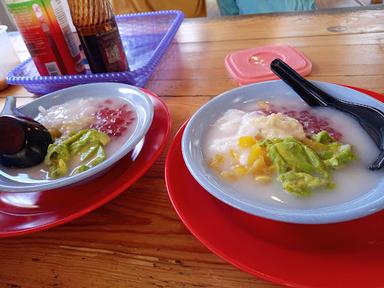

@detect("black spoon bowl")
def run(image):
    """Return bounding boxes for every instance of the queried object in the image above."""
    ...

[270,58,384,170]
[0,96,52,168]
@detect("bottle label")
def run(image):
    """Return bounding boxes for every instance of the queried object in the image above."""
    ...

[79,27,128,73]
[97,28,128,72]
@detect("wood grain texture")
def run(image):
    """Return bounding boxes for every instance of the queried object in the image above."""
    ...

[0,7,383,288]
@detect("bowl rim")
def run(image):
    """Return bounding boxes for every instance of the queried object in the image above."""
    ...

[181,80,384,224]
[0,82,154,192]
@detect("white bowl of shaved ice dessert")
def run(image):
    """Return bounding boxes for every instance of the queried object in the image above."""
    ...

[0,83,153,192]
[182,80,384,224]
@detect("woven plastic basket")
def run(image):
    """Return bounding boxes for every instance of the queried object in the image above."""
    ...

[7,10,184,95]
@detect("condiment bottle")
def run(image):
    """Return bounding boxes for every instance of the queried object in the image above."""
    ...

[67,0,129,73]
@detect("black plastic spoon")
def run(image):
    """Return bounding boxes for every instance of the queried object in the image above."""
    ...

[270,58,384,170]
[0,96,52,168]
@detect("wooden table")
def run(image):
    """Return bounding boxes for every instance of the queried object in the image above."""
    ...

[0,7,383,288]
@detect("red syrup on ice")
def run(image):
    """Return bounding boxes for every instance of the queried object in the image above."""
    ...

[91,99,135,137]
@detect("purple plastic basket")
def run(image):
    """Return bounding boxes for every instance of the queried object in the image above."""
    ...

[7,10,184,95]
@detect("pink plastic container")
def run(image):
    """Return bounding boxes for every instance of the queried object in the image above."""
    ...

[225,45,312,85]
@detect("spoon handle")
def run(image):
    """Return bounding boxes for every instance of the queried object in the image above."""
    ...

[270,59,329,107]
[1,96,17,116]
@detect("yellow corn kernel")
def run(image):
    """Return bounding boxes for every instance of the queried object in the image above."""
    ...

[247,144,262,166]
[229,149,240,162]
[220,171,237,181]
[238,136,256,148]
[249,158,266,175]
[209,154,224,170]
[232,165,248,176]
[255,175,272,184]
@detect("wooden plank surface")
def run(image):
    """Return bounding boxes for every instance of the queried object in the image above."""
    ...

[0,7,383,288]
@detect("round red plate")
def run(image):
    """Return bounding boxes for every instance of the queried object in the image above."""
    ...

[0,89,170,237]
[165,87,384,288]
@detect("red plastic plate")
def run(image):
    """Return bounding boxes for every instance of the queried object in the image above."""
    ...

[165,86,384,288]
[0,89,170,237]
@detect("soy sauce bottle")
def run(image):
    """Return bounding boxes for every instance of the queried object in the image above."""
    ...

[67,0,129,73]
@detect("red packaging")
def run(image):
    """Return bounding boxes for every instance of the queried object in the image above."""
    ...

[6,0,85,76]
